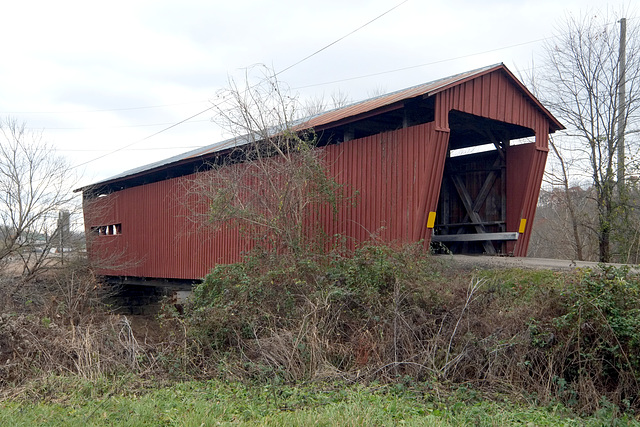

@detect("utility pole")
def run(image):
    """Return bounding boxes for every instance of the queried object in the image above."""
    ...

[58,210,70,266]
[58,211,64,265]
[617,17,627,195]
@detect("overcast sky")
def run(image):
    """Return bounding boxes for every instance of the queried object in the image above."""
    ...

[0,0,634,188]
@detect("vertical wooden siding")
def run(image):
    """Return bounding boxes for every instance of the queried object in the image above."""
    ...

[87,121,450,280]
[515,119,549,256]
[86,177,247,279]
[324,121,447,247]
[437,70,548,136]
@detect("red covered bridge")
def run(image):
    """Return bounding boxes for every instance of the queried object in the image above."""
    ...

[79,64,563,285]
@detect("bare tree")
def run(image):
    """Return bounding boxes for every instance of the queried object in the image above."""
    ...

[0,118,78,279]
[303,89,353,117]
[185,66,344,256]
[540,136,590,260]
[530,185,598,260]
[538,11,640,262]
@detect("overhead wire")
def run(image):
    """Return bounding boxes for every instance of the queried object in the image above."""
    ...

[293,37,552,89]
[72,105,217,168]
[12,13,636,118]
[274,0,410,77]
[68,8,638,171]
[70,0,412,170]
[0,100,211,115]
[292,15,640,90]
[58,145,204,152]
[35,119,211,131]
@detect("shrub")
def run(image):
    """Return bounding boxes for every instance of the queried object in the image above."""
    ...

[183,244,484,383]
[550,265,640,411]
[182,253,640,415]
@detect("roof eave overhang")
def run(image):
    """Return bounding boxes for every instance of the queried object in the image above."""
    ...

[74,145,238,193]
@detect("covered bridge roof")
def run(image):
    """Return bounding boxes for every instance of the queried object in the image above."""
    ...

[78,63,562,193]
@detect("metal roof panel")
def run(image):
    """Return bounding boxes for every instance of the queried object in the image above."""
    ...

[79,63,561,191]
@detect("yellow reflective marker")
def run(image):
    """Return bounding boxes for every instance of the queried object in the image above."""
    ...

[519,218,527,233]
[427,211,436,229]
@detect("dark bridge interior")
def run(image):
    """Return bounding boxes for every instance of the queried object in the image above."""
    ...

[433,111,535,255]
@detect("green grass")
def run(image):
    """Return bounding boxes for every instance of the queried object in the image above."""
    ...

[2,378,637,426]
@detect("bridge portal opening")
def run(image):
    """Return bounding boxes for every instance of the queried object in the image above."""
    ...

[432,111,535,255]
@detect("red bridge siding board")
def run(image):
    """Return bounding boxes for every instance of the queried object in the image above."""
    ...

[321,125,437,248]
[90,124,528,275]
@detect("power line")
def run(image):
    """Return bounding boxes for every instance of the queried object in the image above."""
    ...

[291,15,639,90]
[57,145,204,152]
[72,2,410,170]
[275,0,410,77]
[293,36,551,90]
[31,119,210,131]
[6,3,410,119]
[0,100,211,115]
[71,105,215,169]
[10,14,637,120]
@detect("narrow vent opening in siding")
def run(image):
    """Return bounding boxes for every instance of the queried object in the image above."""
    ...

[91,223,122,236]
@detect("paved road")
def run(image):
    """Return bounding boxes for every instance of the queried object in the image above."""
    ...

[440,255,638,272]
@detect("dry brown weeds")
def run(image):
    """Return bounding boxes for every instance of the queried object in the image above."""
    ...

[1,248,639,416]
[178,248,640,414]
[0,262,184,400]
